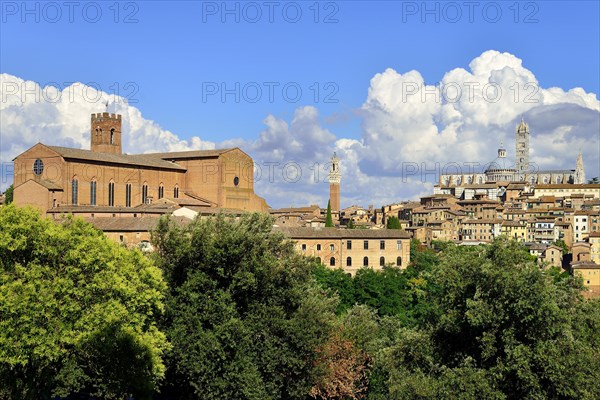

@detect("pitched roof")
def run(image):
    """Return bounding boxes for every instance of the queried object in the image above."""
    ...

[275,227,410,239]
[528,243,548,251]
[535,184,600,189]
[47,146,187,170]
[15,178,63,191]
[571,261,600,269]
[462,219,503,224]
[143,148,235,159]
[84,216,192,232]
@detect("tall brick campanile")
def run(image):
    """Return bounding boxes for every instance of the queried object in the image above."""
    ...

[91,112,122,154]
[328,152,341,212]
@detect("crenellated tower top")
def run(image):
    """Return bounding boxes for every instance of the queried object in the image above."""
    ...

[91,112,122,154]
[328,152,341,184]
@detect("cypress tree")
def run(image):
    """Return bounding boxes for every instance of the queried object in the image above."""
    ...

[325,200,334,227]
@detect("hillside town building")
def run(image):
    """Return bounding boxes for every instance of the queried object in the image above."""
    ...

[276,227,411,276]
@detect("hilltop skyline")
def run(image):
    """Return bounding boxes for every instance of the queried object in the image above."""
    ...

[1,1,599,208]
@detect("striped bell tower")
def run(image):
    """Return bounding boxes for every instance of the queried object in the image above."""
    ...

[515,117,530,181]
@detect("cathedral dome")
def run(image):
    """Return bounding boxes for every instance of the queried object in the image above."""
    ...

[485,142,516,182]
[485,143,515,173]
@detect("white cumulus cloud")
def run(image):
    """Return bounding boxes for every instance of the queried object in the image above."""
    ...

[1,50,599,208]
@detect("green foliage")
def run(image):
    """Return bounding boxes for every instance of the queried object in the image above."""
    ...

[430,240,454,253]
[409,239,420,262]
[3,184,12,204]
[410,240,439,272]
[152,213,338,399]
[552,239,569,254]
[353,268,411,321]
[386,216,401,230]
[2,204,597,399]
[313,264,355,314]
[314,238,600,399]
[346,219,356,229]
[325,200,334,227]
[0,205,168,400]
[420,239,599,399]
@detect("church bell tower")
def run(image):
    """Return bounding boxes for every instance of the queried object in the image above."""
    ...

[515,117,529,181]
[328,152,341,212]
[574,151,586,184]
[91,112,122,154]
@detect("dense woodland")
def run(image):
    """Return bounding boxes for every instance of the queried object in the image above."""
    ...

[1,205,599,399]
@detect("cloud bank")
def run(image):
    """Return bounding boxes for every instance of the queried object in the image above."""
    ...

[1,50,599,208]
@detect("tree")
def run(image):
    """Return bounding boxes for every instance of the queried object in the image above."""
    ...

[363,239,600,399]
[0,205,168,400]
[386,216,401,230]
[552,239,569,254]
[309,325,370,399]
[423,239,600,399]
[326,200,334,227]
[3,184,13,204]
[313,263,356,314]
[430,240,453,253]
[346,219,356,229]
[152,213,338,399]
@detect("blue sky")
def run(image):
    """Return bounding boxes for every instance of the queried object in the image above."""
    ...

[1,1,599,207]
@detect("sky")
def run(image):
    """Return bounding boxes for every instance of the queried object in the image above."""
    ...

[1,0,599,208]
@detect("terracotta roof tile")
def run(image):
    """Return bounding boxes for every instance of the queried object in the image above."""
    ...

[48,146,187,170]
[275,227,410,239]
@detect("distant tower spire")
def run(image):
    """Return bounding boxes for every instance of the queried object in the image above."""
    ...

[328,152,341,212]
[574,151,586,184]
[515,117,530,181]
[498,141,506,158]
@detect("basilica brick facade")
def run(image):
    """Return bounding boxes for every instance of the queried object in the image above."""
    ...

[12,112,268,215]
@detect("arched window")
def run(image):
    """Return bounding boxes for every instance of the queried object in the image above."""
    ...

[110,128,115,144]
[142,183,149,204]
[158,183,164,199]
[397,256,402,266]
[379,256,385,266]
[477,176,483,184]
[108,181,115,206]
[71,178,78,205]
[363,256,369,267]
[330,257,336,266]
[125,183,132,207]
[346,257,352,267]
[90,180,97,206]
[174,185,179,199]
